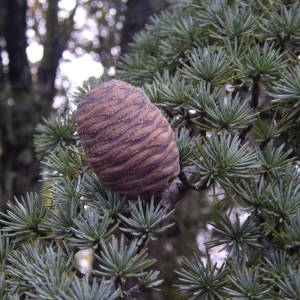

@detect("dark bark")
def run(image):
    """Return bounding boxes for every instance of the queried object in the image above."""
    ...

[3,0,32,93]
[0,0,34,210]
[251,77,260,109]
[121,0,168,53]
[0,1,5,87]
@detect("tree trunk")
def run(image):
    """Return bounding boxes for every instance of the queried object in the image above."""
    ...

[37,1,77,115]
[0,0,35,210]
[3,0,32,93]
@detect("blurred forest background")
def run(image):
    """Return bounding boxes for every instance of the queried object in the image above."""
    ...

[0,0,168,209]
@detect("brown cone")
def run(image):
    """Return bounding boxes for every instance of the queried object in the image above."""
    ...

[76,79,180,196]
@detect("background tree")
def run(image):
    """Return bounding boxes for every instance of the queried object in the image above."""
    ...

[0,0,76,208]
[0,0,166,209]
[120,0,168,53]
[1,0,300,299]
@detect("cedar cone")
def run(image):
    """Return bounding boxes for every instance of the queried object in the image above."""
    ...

[76,79,180,196]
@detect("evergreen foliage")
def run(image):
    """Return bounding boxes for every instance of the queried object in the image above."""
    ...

[1,0,300,299]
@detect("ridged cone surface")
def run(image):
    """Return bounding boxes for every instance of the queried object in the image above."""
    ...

[76,79,180,196]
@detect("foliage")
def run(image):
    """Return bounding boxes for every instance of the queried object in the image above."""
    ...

[175,253,228,299]
[1,0,300,299]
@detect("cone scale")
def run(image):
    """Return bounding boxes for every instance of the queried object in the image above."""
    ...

[77,79,180,196]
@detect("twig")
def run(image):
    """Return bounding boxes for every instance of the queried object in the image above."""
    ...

[251,78,260,109]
